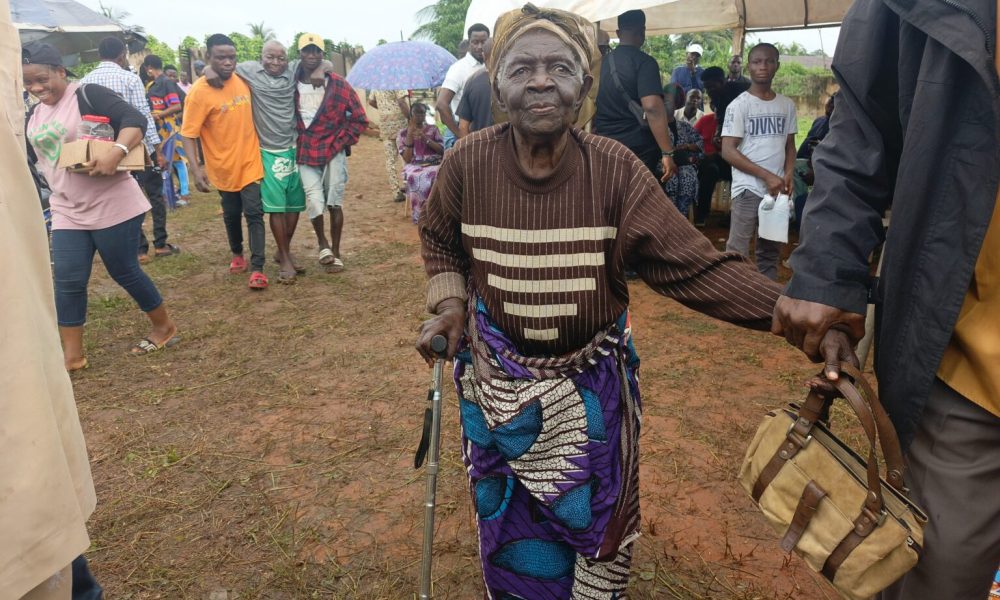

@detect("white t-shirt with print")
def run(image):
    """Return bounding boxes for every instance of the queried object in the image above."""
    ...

[722,91,797,198]
[441,53,484,114]
[297,80,325,129]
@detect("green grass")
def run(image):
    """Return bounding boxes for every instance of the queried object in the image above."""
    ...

[795,115,814,150]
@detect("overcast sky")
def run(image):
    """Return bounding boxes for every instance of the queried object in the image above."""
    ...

[78,0,839,57]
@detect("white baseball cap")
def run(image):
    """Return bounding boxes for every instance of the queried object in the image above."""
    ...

[686,43,704,55]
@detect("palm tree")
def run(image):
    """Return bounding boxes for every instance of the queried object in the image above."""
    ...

[247,21,276,41]
[98,1,144,33]
[411,0,470,55]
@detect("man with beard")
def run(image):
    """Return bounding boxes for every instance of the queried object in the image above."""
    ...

[436,23,490,149]
[416,5,788,596]
[181,34,269,289]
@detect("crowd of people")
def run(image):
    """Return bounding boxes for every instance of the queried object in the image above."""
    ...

[8,0,999,598]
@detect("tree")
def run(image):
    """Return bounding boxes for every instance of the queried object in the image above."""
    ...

[773,41,810,56]
[227,32,265,62]
[411,0,471,56]
[179,35,200,52]
[144,34,177,65]
[98,1,144,33]
[248,22,276,41]
[643,30,735,80]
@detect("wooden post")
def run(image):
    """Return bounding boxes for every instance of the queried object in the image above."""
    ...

[732,24,746,55]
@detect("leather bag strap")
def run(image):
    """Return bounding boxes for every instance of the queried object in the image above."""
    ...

[838,363,906,491]
[780,480,827,552]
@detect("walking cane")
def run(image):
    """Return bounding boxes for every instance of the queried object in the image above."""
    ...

[414,334,447,600]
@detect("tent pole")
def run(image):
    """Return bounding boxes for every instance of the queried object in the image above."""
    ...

[732,25,746,55]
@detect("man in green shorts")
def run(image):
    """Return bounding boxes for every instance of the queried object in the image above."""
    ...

[204,40,328,282]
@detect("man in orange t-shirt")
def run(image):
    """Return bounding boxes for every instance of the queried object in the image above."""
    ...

[181,34,268,290]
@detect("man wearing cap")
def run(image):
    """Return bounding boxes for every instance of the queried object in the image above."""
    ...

[436,23,490,149]
[416,5,781,597]
[181,34,270,290]
[594,9,676,181]
[670,43,705,94]
[294,34,368,274]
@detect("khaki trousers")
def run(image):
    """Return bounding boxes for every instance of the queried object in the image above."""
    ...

[880,379,1000,599]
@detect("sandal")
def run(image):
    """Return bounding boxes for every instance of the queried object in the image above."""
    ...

[67,357,89,373]
[130,335,180,356]
[325,257,344,274]
[248,271,269,290]
[318,248,335,266]
[229,255,247,274]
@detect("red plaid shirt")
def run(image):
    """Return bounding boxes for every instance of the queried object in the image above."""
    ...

[295,72,368,166]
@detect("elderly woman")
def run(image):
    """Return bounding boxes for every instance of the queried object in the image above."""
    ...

[398,102,444,223]
[415,5,780,597]
[23,43,178,371]
[663,93,704,216]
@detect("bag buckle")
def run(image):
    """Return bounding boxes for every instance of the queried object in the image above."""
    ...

[786,419,813,449]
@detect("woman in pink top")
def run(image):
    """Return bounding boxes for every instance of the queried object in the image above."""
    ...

[23,43,178,371]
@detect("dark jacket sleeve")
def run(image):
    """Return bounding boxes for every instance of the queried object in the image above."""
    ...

[784,0,903,314]
[76,84,148,134]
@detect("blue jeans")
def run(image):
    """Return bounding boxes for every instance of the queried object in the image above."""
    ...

[51,214,163,327]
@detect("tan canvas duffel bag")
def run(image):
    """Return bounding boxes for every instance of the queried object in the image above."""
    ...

[739,364,928,600]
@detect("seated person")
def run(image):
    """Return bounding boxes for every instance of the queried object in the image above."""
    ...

[692,107,732,227]
[398,103,444,224]
[662,94,703,216]
[674,89,703,125]
[796,93,835,160]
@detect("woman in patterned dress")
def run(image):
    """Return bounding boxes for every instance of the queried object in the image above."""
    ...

[398,102,444,223]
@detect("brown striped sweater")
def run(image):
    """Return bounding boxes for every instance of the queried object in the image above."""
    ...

[420,124,782,356]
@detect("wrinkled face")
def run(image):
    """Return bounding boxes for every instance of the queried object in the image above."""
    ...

[300,46,323,72]
[686,89,701,109]
[165,68,178,82]
[729,55,742,74]
[262,43,288,77]
[209,44,237,79]
[495,29,591,141]
[468,31,489,63]
[23,64,68,105]
[747,47,779,84]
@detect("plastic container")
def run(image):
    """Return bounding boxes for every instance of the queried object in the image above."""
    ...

[78,115,114,141]
[758,193,793,243]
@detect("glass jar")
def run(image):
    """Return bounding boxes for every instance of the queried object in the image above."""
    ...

[78,115,114,141]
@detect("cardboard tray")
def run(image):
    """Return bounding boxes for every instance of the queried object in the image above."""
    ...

[58,139,146,173]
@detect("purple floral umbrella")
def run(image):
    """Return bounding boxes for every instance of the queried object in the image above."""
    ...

[346,41,457,90]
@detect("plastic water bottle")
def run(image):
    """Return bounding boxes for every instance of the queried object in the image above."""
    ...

[78,115,114,141]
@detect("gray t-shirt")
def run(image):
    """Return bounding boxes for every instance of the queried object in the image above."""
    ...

[721,91,797,198]
[236,60,301,150]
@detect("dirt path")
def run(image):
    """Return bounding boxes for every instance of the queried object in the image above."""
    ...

[73,135,836,599]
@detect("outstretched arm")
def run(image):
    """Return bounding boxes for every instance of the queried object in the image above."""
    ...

[774,0,903,378]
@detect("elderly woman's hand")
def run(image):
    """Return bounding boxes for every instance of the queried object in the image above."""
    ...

[416,298,466,367]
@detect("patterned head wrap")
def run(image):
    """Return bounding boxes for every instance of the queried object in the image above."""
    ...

[487,4,601,82]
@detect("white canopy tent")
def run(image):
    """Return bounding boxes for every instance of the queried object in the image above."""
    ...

[466,0,853,48]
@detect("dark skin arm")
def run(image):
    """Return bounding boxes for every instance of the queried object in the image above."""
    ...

[83,126,143,176]
[181,136,211,192]
[721,135,788,196]
[415,297,466,366]
[781,133,796,194]
[458,118,472,138]
[773,299,865,382]
[435,88,459,136]
[640,94,676,181]
[204,60,333,88]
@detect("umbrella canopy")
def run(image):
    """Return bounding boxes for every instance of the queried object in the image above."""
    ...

[466,0,851,37]
[346,41,457,91]
[11,0,145,65]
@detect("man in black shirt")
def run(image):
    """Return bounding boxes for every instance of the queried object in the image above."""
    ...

[593,9,675,180]
[700,66,750,146]
[457,38,494,137]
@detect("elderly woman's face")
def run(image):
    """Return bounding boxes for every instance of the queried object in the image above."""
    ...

[495,29,590,139]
